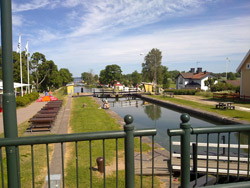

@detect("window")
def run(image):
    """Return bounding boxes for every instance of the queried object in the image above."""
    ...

[246,63,250,69]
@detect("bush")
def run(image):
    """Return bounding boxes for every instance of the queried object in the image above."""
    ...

[195,91,213,98]
[164,89,197,95]
[16,92,40,107]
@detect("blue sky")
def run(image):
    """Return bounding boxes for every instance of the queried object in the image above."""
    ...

[10,0,250,76]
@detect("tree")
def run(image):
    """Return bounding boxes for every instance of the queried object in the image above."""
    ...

[204,77,217,90]
[141,48,162,83]
[30,52,48,91]
[131,71,141,87]
[39,60,61,91]
[59,68,73,86]
[227,72,236,80]
[81,70,96,85]
[99,64,122,86]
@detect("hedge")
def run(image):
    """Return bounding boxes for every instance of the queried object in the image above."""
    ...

[16,92,40,107]
[164,89,197,95]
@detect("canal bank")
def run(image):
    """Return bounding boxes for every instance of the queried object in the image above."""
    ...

[137,94,250,125]
[91,97,172,176]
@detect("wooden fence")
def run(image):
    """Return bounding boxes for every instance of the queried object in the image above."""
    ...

[213,93,250,102]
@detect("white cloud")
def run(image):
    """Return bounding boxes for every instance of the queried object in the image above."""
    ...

[12,15,23,27]
[65,0,209,37]
[42,15,250,76]
[12,0,59,12]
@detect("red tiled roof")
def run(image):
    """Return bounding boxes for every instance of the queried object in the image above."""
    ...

[180,72,211,80]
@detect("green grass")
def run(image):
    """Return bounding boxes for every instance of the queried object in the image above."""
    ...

[65,97,158,187]
[150,95,250,122]
[0,121,54,187]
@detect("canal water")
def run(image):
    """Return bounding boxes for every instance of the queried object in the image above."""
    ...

[83,87,248,154]
[104,97,248,154]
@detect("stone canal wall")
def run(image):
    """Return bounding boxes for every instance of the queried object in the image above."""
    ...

[137,94,250,125]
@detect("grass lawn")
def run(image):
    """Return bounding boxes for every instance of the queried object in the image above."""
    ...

[150,95,250,122]
[65,96,159,187]
[0,88,67,187]
[0,120,54,187]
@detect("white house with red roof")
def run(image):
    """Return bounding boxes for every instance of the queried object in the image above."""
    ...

[176,68,214,91]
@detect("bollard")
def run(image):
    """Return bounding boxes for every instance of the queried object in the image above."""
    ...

[96,157,104,173]
[124,115,135,188]
[180,113,191,188]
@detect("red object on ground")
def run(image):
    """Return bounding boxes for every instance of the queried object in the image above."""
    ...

[36,96,58,102]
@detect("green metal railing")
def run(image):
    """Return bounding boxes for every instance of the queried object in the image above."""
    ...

[0,115,156,187]
[168,113,250,188]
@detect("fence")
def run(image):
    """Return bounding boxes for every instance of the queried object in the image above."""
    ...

[167,113,250,188]
[213,93,250,102]
[0,115,156,188]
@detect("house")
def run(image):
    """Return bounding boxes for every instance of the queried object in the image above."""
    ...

[236,49,250,97]
[141,82,153,92]
[176,68,214,91]
[114,81,124,90]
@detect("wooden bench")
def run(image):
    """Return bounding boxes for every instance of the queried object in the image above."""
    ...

[33,113,57,118]
[38,110,59,114]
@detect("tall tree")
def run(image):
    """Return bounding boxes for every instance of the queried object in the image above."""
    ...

[81,70,96,85]
[39,60,60,91]
[131,71,141,87]
[59,68,73,86]
[141,48,162,83]
[99,64,122,86]
[30,52,48,91]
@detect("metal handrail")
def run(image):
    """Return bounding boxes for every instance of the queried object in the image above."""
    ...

[167,113,250,188]
[0,128,156,147]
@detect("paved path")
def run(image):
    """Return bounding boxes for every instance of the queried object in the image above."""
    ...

[43,96,71,188]
[0,101,46,133]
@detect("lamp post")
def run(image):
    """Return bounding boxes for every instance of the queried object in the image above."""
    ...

[226,57,230,80]
[140,53,157,93]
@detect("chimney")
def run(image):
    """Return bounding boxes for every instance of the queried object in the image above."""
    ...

[190,68,195,73]
[197,67,202,73]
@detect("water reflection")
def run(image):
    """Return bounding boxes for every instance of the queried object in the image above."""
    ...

[143,102,161,121]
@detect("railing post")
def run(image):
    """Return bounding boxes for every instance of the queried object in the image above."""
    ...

[1,0,20,187]
[124,115,135,188]
[180,113,191,188]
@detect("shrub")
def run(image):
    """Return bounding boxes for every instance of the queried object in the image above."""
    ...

[16,92,40,107]
[195,91,213,98]
[164,89,197,95]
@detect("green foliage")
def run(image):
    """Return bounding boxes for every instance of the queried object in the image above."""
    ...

[204,77,217,90]
[141,48,162,83]
[164,89,197,95]
[195,91,213,98]
[211,81,239,92]
[16,92,39,107]
[59,68,73,86]
[81,70,97,85]
[99,64,122,86]
[131,70,141,86]
[212,72,240,80]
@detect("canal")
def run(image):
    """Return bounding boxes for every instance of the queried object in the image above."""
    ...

[105,97,247,154]
[84,87,248,154]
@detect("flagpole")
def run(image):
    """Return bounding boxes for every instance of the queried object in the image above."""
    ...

[25,41,30,94]
[27,54,30,94]
[19,34,23,96]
